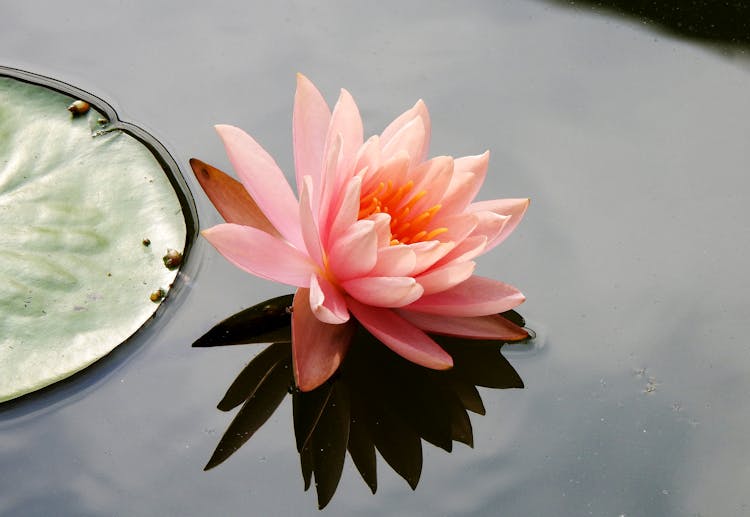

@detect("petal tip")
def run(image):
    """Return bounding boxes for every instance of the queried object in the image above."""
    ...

[295,72,315,89]
[437,356,454,370]
[200,226,217,238]
[214,124,238,138]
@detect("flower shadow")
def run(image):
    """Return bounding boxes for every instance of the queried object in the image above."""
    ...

[194,295,528,509]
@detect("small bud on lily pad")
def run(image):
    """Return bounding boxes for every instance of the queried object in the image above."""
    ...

[67,100,90,116]
[142,238,151,246]
[162,248,182,269]
[149,288,166,303]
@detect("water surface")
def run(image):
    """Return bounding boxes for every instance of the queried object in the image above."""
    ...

[1,1,749,515]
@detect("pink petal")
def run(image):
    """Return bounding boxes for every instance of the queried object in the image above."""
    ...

[437,171,476,216]
[468,198,530,250]
[328,176,362,243]
[442,152,489,212]
[292,288,354,391]
[410,241,455,275]
[433,212,479,243]
[396,310,529,341]
[202,224,315,287]
[433,235,487,268]
[327,219,378,280]
[341,276,424,308]
[409,213,477,275]
[360,152,409,197]
[432,212,507,268]
[354,135,381,180]
[380,116,426,168]
[323,88,364,182]
[402,156,454,215]
[299,176,324,267]
[293,74,331,194]
[406,275,525,317]
[347,297,452,370]
[310,274,350,324]
[317,133,343,246]
[416,260,476,295]
[369,212,394,248]
[371,245,417,277]
[215,125,304,250]
[380,99,432,163]
[471,211,510,246]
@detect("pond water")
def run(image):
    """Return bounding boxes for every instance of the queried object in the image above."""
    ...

[1,1,749,516]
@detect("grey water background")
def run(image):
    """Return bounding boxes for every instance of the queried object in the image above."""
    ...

[1,1,749,515]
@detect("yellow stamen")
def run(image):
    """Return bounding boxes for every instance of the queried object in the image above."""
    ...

[424,227,449,240]
[404,190,427,210]
[383,180,414,207]
[393,221,411,236]
[358,174,446,245]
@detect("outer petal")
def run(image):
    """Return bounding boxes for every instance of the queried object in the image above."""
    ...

[468,198,530,250]
[190,159,280,236]
[406,275,525,316]
[416,260,476,295]
[293,288,354,391]
[470,211,510,247]
[396,310,529,341]
[215,125,304,250]
[310,274,350,324]
[202,224,315,287]
[293,73,331,194]
[380,99,431,163]
[347,297,452,370]
[341,276,424,308]
[327,219,378,280]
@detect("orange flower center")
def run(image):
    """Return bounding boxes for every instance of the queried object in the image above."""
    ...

[358,180,448,245]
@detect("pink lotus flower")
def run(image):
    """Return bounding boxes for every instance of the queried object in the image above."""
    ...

[199,74,529,391]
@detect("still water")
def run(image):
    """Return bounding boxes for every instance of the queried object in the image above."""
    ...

[1,1,749,515]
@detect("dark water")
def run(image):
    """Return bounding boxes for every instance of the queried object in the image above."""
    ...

[1,1,749,515]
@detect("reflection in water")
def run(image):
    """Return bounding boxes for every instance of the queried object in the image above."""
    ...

[548,0,750,49]
[194,295,529,509]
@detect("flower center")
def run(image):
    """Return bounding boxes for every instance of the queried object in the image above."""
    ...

[358,180,448,245]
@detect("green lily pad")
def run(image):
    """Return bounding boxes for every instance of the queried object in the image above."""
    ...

[0,69,193,403]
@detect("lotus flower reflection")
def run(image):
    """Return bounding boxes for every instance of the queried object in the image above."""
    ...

[199,75,529,391]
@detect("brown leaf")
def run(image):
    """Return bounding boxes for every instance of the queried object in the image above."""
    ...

[190,158,279,236]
